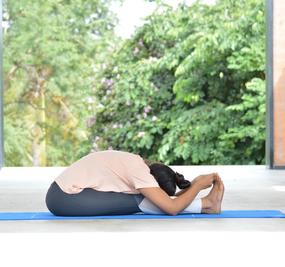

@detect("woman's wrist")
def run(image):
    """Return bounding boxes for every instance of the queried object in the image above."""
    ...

[191,180,202,191]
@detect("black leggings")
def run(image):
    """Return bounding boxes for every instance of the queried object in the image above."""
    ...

[45,181,145,216]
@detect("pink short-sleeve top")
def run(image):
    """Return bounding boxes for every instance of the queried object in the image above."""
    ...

[54,150,160,194]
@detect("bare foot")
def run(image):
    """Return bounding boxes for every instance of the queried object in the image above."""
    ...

[201,175,224,214]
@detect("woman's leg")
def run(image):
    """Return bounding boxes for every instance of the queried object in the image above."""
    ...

[136,178,225,215]
[136,196,202,215]
[45,181,142,216]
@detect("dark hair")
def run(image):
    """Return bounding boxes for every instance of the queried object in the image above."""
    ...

[148,163,191,196]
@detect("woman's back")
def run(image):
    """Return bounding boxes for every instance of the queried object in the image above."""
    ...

[54,150,159,194]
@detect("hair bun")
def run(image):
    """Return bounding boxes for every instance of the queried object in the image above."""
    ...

[175,172,191,189]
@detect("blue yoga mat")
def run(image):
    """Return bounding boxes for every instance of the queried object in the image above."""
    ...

[0,210,284,221]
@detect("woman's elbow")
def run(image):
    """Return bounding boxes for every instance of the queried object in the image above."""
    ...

[167,197,179,216]
[169,210,178,216]
[157,202,177,216]
[155,204,177,216]
[168,203,178,216]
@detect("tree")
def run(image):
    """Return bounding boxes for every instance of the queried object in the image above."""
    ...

[4,0,120,166]
[91,0,265,165]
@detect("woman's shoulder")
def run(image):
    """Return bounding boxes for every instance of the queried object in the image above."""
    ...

[86,150,142,164]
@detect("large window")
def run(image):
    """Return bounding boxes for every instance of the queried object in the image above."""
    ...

[1,0,274,167]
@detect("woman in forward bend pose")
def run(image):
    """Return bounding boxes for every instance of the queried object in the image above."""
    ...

[45,149,224,216]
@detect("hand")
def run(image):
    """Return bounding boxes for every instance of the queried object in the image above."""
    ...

[191,173,218,190]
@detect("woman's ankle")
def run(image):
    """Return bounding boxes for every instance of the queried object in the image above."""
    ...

[201,197,212,210]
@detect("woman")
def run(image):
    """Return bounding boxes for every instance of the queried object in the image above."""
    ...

[45,149,225,216]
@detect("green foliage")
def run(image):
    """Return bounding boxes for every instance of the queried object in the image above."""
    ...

[4,0,119,166]
[4,0,266,166]
[219,78,266,164]
[91,0,266,165]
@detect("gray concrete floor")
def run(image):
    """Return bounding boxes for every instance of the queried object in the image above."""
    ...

[0,165,284,232]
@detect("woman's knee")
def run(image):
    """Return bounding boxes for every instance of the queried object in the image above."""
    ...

[45,182,66,216]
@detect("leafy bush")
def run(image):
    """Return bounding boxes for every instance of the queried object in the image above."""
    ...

[91,0,266,165]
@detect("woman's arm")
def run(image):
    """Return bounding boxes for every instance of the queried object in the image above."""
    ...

[175,173,217,197]
[174,187,189,197]
[138,183,201,216]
